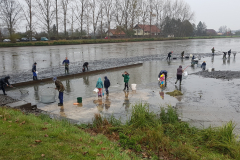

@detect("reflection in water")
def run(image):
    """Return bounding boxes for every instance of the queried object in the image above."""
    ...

[60,106,66,117]
[159,91,164,100]
[175,85,181,91]
[105,96,111,110]
[211,56,214,63]
[123,91,130,111]
[83,76,89,86]
[227,57,230,65]
[34,85,39,100]
[167,60,171,65]
[65,80,71,92]
[223,59,226,65]
[93,99,104,112]
[233,57,236,63]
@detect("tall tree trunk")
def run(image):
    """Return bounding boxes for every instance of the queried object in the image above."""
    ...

[56,0,59,40]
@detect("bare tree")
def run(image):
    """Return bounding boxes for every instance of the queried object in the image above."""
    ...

[21,0,33,40]
[35,0,55,40]
[129,0,138,31]
[74,0,87,39]
[61,0,71,38]
[103,0,114,38]
[90,0,101,39]
[113,0,124,27]
[55,0,59,39]
[0,0,22,37]
[140,1,149,36]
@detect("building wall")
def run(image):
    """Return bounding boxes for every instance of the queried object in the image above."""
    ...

[133,29,150,36]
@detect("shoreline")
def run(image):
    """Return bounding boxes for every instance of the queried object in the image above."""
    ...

[0,36,239,48]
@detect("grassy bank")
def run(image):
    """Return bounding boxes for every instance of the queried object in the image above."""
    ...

[88,103,240,159]
[0,36,239,47]
[0,107,138,160]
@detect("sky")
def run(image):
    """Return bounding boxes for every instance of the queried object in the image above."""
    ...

[185,0,240,31]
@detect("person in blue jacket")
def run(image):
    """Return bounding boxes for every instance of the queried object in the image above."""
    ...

[32,62,37,80]
[96,77,103,97]
[62,57,70,74]
[201,61,206,70]
[104,76,110,95]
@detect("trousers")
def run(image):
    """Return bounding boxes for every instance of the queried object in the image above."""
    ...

[59,92,63,104]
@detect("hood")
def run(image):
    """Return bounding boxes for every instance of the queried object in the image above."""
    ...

[179,65,182,68]
[53,77,57,81]
[97,77,102,82]
[5,76,10,80]
[104,76,108,80]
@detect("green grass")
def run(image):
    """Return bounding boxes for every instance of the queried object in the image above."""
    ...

[0,107,139,160]
[91,103,240,160]
[0,36,239,47]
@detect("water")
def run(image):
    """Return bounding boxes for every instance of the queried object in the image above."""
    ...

[2,38,240,132]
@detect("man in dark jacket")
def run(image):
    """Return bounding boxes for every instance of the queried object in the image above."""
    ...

[223,52,227,59]
[104,76,110,95]
[82,62,89,72]
[228,49,231,57]
[32,62,37,80]
[175,66,183,85]
[0,76,12,95]
[167,51,172,60]
[53,77,65,106]
[211,47,215,56]
[181,51,184,58]
[158,70,168,83]
[62,57,70,74]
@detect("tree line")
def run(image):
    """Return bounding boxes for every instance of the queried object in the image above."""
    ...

[0,0,197,40]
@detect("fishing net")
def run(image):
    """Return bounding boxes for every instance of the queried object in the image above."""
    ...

[40,88,56,104]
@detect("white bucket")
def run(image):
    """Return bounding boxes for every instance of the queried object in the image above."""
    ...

[190,54,193,58]
[208,68,212,72]
[131,84,137,91]
[93,88,99,93]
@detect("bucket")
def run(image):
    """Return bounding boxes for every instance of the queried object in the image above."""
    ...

[190,54,193,58]
[131,84,137,91]
[77,97,82,103]
[208,68,212,72]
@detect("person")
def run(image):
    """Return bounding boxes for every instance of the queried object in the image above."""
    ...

[211,47,215,56]
[104,76,110,95]
[122,71,130,91]
[192,55,195,61]
[160,73,165,87]
[233,52,237,57]
[158,70,167,84]
[82,62,89,72]
[181,51,184,58]
[167,51,172,60]
[228,49,231,57]
[53,77,65,106]
[96,77,103,97]
[201,61,206,71]
[223,52,227,59]
[32,62,37,80]
[0,76,12,95]
[62,57,70,74]
[175,65,183,85]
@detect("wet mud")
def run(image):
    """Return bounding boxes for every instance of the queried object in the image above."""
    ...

[191,71,240,80]
[0,94,19,106]
[3,52,217,84]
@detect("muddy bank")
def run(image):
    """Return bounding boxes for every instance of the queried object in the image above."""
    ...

[0,94,18,106]
[191,71,240,80]
[2,53,218,84]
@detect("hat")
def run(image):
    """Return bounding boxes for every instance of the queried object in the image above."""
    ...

[34,62,37,64]
[53,77,57,81]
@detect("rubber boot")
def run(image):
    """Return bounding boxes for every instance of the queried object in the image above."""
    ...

[175,80,178,84]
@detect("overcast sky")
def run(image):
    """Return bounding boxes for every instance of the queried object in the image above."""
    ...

[185,0,240,31]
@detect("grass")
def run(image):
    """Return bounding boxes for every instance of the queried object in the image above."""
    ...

[0,36,239,47]
[166,90,183,97]
[89,103,240,160]
[0,107,139,160]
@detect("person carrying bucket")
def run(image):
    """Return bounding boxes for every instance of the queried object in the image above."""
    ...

[167,51,172,60]
[104,76,110,95]
[201,61,206,71]
[32,62,38,80]
[62,57,70,74]
[175,65,183,85]
[53,77,65,106]
[122,71,130,91]
[96,77,103,97]
[160,73,165,87]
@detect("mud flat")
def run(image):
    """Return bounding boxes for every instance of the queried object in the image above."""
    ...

[191,71,240,80]
[0,94,18,106]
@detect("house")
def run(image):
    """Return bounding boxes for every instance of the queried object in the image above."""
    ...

[107,29,125,37]
[133,24,160,36]
[206,29,217,36]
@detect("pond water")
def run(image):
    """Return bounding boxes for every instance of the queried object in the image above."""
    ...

[2,38,240,133]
